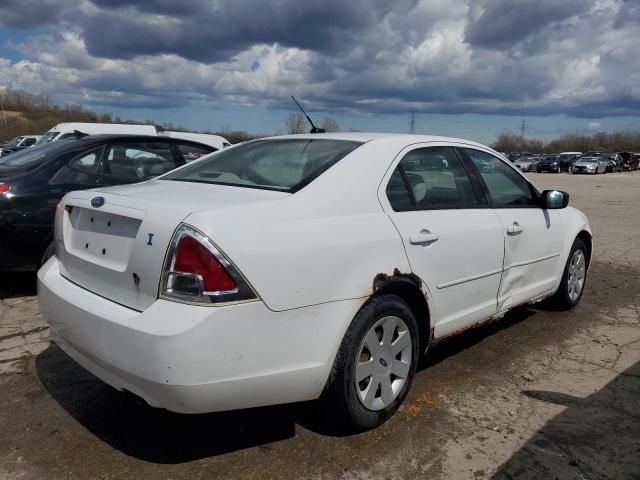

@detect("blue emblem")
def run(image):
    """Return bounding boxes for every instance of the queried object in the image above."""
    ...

[91,196,105,208]
[147,233,154,246]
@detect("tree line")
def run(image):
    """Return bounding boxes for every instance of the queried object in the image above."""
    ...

[3,89,639,151]
[0,89,259,144]
[492,131,640,154]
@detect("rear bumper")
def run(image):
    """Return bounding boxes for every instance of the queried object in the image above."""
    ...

[38,257,361,413]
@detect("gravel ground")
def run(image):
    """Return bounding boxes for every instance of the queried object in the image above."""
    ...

[0,171,639,480]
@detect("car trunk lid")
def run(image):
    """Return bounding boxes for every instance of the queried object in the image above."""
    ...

[56,180,288,311]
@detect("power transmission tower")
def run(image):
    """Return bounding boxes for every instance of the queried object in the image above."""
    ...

[408,111,417,134]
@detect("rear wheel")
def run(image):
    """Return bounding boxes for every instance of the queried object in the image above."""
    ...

[550,238,588,309]
[322,294,419,431]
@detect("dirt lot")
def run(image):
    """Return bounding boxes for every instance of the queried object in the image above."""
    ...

[1,171,639,480]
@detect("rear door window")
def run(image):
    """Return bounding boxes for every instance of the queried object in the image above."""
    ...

[385,146,480,211]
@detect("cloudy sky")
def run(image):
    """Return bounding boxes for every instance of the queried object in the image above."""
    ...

[1,0,639,142]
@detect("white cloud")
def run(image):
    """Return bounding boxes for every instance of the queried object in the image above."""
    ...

[0,0,638,118]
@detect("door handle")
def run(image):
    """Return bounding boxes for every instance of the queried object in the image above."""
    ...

[409,230,439,246]
[507,222,523,235]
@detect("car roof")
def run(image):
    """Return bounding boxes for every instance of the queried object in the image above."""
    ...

[268,132,497,151]
[61,133,214,145]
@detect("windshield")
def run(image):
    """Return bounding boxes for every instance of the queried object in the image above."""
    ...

[579,158,598,163]
[163,138,363,192]
[0,141,70,170]
[543,155,558,161]
[35,131,60,146]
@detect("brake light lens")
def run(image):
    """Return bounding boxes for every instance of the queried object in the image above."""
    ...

[0,183,10,194]
[173,235,237,292]
[161,224,257,305]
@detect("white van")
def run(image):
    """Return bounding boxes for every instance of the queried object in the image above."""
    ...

[158,131,231,150]
[35,123,157,146]
[35,123,231,150]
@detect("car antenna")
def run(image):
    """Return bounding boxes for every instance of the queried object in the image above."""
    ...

[291,96,325,133]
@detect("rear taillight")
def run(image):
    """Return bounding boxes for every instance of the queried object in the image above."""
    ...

[160,224,256,304]
[0,183,10,195]
[174,235,237,292]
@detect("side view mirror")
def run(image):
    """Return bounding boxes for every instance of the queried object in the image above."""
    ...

[540,190,569,209]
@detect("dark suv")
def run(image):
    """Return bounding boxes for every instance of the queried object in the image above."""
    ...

[537,155,561,173]
[616,152,640,171]
[0,134,216,270]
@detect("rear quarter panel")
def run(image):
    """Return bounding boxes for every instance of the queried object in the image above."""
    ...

[184,138,414,312]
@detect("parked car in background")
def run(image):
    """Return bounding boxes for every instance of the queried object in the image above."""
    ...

[537,154,562,173]
[616,152,640,171]
[606,155,623,173]
[39,133,592,431]
[559,152,582,171]
[507,152,531,162]
[571,156,608,174]
[514,156,535,172]
[0,134,217,271]
[0,135,41,157]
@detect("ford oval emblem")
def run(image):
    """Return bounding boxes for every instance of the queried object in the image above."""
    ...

[91,196,105,208]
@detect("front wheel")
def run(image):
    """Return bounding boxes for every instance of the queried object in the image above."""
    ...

[549,238,588,309]
[322,294,419,431]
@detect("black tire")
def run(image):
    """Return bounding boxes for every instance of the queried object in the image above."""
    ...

[40,242,55,267]
[550,237,588,310]
[321,294,419,431]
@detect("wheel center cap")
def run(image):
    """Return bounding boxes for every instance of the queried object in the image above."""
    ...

[374,353,391,375]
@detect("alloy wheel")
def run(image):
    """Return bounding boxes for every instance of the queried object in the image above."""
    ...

[567,250,586,302]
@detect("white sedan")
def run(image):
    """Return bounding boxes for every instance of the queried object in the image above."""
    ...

[38,133,592,430]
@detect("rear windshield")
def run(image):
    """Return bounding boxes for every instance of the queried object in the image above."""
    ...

[0,141,71,170]
[162,138,362,192]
